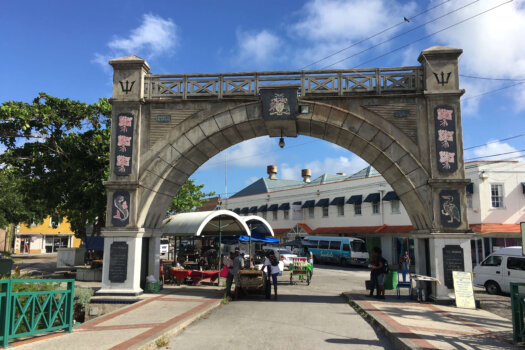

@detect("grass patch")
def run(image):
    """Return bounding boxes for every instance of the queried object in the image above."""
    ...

[221,295,231,305]
[155,334,169,348]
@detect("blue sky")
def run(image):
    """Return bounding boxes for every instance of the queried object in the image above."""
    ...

[1,0,524,198]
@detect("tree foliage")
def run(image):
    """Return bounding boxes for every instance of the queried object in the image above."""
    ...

[0,93,215,237]
[168,179,216,214]
[0,93,111,237]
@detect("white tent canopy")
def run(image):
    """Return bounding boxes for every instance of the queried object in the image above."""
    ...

[243,215,275,237]
[161,210,251,237]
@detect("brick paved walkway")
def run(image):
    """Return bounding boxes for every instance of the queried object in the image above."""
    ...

[13,287,222,350]
[346,293,517,349]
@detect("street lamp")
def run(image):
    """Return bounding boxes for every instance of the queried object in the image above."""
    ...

[278,130,285,148]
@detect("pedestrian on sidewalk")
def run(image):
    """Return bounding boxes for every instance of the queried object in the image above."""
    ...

[262,250,280,301]
[224,252,235,298]
[399,250,410,271]
[368,247,387,299]
[232,248,244,300]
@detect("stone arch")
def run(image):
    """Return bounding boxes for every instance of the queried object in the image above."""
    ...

[137,101,432,231]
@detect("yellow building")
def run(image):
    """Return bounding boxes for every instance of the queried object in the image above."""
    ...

[15,217,81,254]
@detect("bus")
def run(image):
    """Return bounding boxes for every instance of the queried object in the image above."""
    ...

[305,236,369,266]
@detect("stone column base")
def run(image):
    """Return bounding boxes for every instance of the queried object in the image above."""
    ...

[428,234,473,302]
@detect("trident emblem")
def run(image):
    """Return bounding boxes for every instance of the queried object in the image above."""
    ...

[119,80,135,94]
[433,72,451,86]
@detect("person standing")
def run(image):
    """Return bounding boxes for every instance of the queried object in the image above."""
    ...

[262,251,280,301]
[224,252,235,298]
[304,246,314,279]
[232,248,244,300]
[368,247,387,299]
[399,250,411,271]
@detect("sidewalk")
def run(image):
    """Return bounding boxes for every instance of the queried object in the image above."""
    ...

[345,292,517,349]
[13,286,223,350]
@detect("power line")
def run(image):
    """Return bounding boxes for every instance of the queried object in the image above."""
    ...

[300,0,453,70]
[464,133,525,150]
[465,149,525,161]
[460,74,525,82]
[462,81,525,100]
[351,1,513,69]
[321,0,482,69]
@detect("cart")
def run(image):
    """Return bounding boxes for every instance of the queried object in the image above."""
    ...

[239,270,267,294]
[289,257,312,285]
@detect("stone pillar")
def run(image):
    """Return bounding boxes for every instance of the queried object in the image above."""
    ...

[98,56,152,296]
[418,46,474,302]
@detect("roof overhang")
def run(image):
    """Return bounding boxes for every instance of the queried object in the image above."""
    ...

[243,215,275,237]
[161,210,251,237]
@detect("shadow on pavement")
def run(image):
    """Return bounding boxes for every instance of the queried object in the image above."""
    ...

[325,338,384,346]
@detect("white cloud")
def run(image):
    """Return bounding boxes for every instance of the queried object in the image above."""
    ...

[425,0,525,112]
[108,14,178,57]
[280,163,302,180]
[93,14,178,69]
[235,29,282,66]
[200,137,278,170]
[291,0,417,68]
[467,141,523,161]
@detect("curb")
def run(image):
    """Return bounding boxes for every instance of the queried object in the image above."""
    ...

[341,293,413,350]
[137,298,223,350]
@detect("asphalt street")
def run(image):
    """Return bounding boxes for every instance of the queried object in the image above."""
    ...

[169,264,395,350]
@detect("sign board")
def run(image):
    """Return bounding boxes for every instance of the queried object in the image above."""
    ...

[522,222,525,256]
[156,115,171,122]
[452,271,476,309]
[260,88,297,121]
[443,245,464,288]
[291,204,303,221]
[109,241,128,283]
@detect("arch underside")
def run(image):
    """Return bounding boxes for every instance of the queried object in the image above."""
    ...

[137,101,433,232]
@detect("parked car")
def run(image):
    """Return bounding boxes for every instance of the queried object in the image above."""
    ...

[304,236,369,266]
[160,238,170,255]
[473,246,525,294]
[262,246,297,269]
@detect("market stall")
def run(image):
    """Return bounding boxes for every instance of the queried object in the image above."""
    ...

[161,210,252,285]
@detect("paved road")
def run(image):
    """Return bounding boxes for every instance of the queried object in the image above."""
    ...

[169,265,394,350]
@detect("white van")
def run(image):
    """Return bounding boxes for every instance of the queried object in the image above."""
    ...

[473,246,525,294]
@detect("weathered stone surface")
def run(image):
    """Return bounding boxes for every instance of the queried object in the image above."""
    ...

[341,114,363,134]
[310,121,326,139]
[221,127,243,146]
[214,111,234,130]
[358,122,379,141]
[198,117,220,137]
[323,124,341,144]
[234,121,256,140]
[312,104,331,123]
[327,108,348,127]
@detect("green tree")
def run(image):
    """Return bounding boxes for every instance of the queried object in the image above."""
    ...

[168,179,216,214]
[0,93,111,237]
[1,93,214,237]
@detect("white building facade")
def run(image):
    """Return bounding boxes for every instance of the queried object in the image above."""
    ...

[218,161,525,267]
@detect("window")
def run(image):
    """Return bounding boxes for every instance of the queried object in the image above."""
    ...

[342,244,350,252]
[308,207,314,218]
[49,216,60,228]
[272,211,278,220]
[351,240,368,253]
[337,204,344,216]
[322,206,329,217]
[309,240,319,248]
[319,240,329,249]
[262,212,267,220]
[354,203,362,215]
[330,241,341,250]
[481,255,502,266]
[467,195,473,209]
[391,200,400,214]
[283,210,289,220]
[508,257,525,271]
[372,202,380,214]
[490,184,504,208]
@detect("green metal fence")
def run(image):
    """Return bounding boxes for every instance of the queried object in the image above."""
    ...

[0,279,74,347]
[511,282,525,343]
